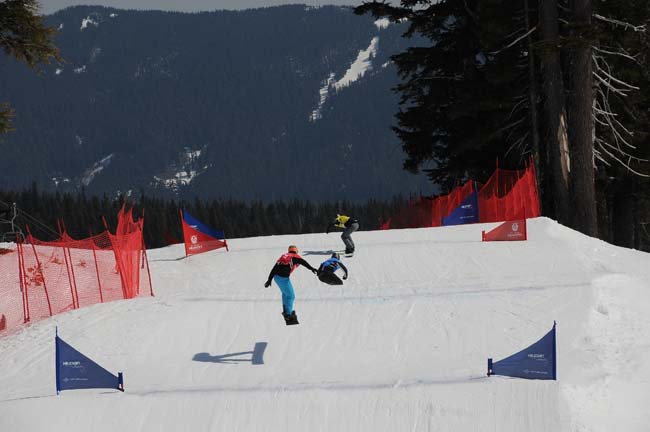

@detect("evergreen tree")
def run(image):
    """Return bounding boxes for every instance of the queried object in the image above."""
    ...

[357,0,650,243]
[0,0,60,134]
[355,1,536,187]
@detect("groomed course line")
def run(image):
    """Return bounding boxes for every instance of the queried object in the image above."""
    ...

[178,281,589,305]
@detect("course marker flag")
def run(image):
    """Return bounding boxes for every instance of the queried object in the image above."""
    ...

[181,210,229,256]
[487,322,556,380]
[55,328,124,393]
[442,189,479,226]
[482,209,527,241]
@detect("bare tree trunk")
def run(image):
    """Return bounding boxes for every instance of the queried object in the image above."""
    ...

[523,0,541,171]
[539,0,571,224]
[567,0,598,236]
[612,180,635,248]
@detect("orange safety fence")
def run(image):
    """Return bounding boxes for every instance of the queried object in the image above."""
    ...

[382,161,540,229]
[477,162,540,222]
[0,206,153,336]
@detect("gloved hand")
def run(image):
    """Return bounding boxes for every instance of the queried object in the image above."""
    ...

[264,281,271,288]
[311,269,318,275]
[343,275,348,280]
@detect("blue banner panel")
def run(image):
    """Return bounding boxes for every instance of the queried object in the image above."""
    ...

[182,209,225,239]
[442,190,479,226]
[488,323,556,380]
[56,334,122,393]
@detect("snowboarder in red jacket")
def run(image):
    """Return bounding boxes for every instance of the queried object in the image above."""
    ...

[264,245,317,325]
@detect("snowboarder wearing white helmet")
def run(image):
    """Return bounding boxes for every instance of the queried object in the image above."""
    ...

[264,245,317,325]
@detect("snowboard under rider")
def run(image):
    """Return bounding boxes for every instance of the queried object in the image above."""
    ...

[264,245,318,324]
[317,252,349,285]
[326,214,359,255]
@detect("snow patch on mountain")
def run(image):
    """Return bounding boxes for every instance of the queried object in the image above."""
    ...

[81,154,114,186]
[115,189,132,199]
[152,147,209,192]
[80,16,99,31]
[334,37,379,90]
[374,18,390,30]
[309,72,336,122]
[51,176,70,187]
[310,36,382,121]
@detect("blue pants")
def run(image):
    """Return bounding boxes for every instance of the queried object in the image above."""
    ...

[273,276,295,314]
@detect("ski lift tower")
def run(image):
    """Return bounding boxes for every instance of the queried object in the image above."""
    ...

[0,202,24,242]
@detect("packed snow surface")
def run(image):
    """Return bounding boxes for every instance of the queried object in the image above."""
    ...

[1,217,649,431]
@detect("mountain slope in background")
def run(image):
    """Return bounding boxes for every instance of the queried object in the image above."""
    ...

[0,5,430,201]
[1,218,649,431]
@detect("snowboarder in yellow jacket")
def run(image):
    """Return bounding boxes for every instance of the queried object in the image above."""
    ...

[326,214,359,255]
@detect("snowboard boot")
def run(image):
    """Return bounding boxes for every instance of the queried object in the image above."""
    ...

[283,310,299,325]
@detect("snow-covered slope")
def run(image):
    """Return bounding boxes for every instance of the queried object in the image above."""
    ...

[1,217,649,431]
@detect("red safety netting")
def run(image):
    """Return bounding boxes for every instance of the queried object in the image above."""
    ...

[477,162,540,222]
[384,182,478,230]
[431,181,476,226]
[0,206,153,336]
[0,246,22,333]
[382,161,540,229]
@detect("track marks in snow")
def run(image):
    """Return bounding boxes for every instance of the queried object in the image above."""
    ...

[127,375,489,396]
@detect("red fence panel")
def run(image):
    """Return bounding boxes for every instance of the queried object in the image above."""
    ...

[0,247,25,330]
[0,206,153,337]
[383,162,540,229]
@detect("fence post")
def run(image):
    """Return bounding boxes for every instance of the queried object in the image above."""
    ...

[25,225,53,317]
[58,220,79,310]
[141,235,154,297]
[17,241,30,323]
[90,232,104,303]
[496,158,500,220]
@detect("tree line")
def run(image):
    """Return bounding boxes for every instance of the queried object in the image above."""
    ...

[0,185,408,249]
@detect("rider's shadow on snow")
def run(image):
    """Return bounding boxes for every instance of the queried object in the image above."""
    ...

[303,250,340,256]
[192,342,267,365]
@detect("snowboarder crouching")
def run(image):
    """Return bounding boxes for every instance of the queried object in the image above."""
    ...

[326,214,359,255]
[317,252,349,286]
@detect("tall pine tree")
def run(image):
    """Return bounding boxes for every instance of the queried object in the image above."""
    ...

[0,0,60,134]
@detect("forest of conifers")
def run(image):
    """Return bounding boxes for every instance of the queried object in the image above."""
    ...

[0,186,408,248]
